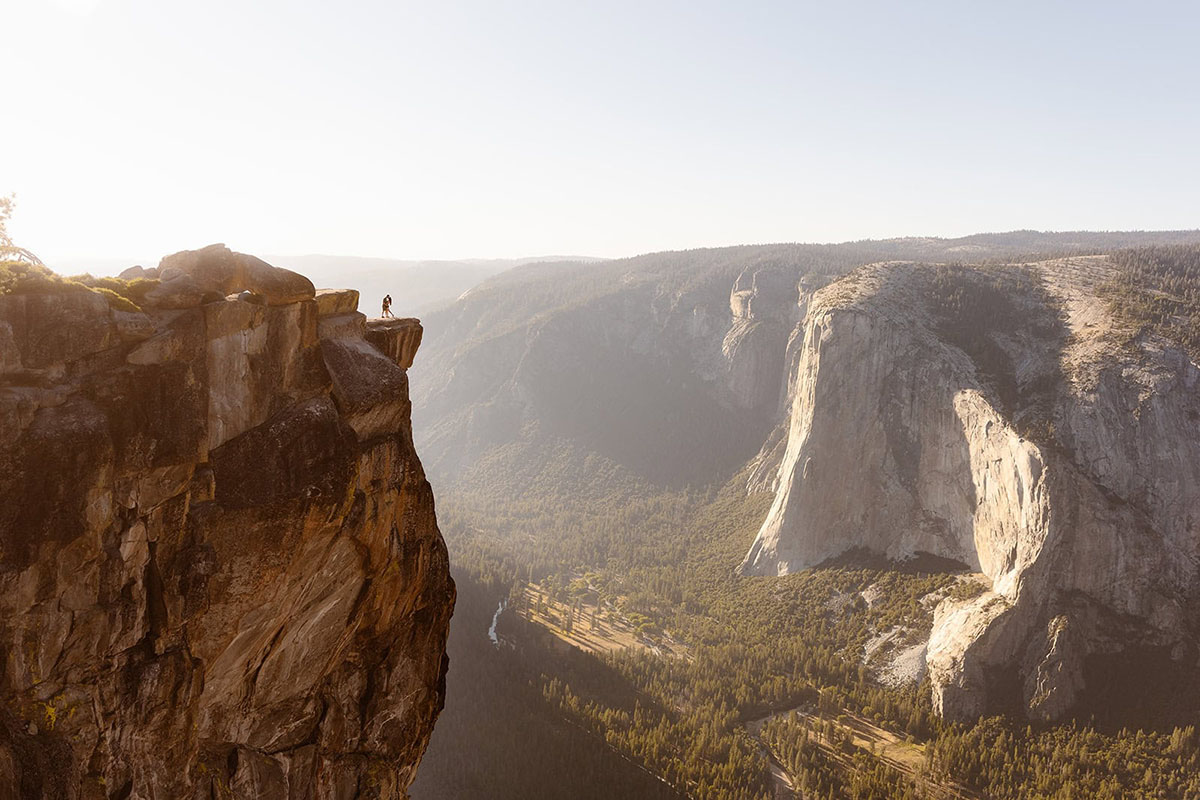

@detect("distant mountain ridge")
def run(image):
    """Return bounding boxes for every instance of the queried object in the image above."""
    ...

[412,230,1200,493]
[268,254,607,318]
[412,228,1200,725]
[44,253,607,320]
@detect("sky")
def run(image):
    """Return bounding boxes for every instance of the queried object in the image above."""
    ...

[3,0,1199,267]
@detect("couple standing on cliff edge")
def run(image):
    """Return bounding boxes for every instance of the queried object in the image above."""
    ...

[381,294,395,318]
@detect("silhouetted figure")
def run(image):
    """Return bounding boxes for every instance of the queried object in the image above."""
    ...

[381,294,395,318]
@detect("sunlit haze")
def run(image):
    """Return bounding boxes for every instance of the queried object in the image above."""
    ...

[5,0,1199,268]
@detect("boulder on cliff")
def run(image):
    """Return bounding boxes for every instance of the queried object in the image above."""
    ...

[145,243,316,309]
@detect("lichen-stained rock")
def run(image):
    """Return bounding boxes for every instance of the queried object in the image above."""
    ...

[365,318,423,369]
[0,249,454,799]
[109,310,155,344]
[0,291,119,370]
[0,397,113,571]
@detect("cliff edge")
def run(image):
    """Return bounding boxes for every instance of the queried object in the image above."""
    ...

[0,245,454,798]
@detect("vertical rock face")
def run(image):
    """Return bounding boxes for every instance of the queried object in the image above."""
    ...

[742,259,1200,722]
[721,266,798,413]
[0,247,454,799]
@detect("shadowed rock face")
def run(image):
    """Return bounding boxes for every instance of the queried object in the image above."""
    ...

[0,248,454,799]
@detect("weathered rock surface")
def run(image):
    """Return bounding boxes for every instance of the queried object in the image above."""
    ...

[0,248,454,799]
[365,319,423,371]
[117,265,159,281]
[315,289,362,318]
[147,244,316,309]
[741,258,1200,721]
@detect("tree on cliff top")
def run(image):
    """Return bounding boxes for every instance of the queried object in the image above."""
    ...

[0,196,82,296]
[0,194,45,267]
[0,193,14,247]
[0,202,153,310]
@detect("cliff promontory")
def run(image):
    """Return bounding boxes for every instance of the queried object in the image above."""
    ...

[0,245,454,798]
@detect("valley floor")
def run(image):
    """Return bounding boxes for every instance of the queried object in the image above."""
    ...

[510,580,691,660]
[412,481,1200,800]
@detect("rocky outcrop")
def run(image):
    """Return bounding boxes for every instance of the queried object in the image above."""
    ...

[365,319,423,371]
[150,244,317,308]
[742,258,1200,722]
[0,248,454,799]
[117,266,159,281]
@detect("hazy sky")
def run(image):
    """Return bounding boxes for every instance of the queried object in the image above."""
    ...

[4,0,1198,266]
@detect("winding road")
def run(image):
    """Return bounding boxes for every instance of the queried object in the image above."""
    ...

[745,708,804,799]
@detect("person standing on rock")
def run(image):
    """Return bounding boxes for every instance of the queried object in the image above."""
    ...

[381,294,395,318]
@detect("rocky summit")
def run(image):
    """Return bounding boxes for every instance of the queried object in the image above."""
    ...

[0,246,454,799]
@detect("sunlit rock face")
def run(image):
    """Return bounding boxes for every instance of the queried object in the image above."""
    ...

[742,258,1200,722]
[0,246,454,799]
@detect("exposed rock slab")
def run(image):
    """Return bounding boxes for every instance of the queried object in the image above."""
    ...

[147,243,316,308]
[366,318,423,369]
[315,288,361,317]
[319,312,367,341]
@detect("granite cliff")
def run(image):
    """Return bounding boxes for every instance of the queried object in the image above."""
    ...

[741,257,1200,722]
[0,245,454,799]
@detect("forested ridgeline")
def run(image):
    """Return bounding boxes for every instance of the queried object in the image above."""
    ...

[1103,244,1200,357]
